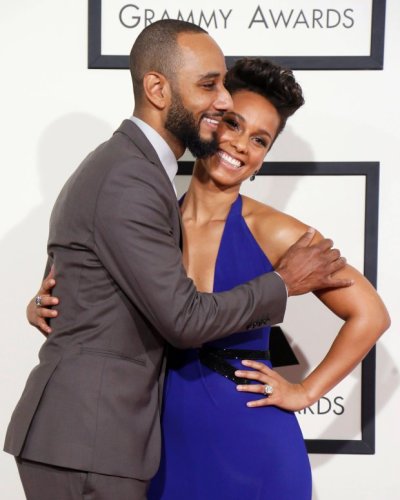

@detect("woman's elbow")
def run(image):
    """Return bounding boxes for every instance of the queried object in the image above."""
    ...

[367,306,391,339]
[379,309,391,335]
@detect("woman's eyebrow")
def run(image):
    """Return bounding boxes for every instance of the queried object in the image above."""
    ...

[228,111,273,139]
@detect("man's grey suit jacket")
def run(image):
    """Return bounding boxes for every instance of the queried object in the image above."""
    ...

[4,120,287,480]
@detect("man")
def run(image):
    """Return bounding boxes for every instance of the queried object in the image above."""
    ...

[4,20,350,499]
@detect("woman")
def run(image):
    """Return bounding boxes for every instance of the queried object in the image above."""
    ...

[30,59,390,499]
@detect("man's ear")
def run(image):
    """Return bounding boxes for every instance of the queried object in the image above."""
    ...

[142,72,171,110]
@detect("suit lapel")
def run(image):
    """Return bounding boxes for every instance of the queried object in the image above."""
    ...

[114,120,183,248]
[114,120,167,172]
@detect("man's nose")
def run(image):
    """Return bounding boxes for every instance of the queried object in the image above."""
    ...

[215,85,233,112]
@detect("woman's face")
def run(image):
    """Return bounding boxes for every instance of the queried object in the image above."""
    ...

[200,90,281,187]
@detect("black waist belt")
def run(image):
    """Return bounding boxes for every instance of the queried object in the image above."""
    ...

[198,348,270,385]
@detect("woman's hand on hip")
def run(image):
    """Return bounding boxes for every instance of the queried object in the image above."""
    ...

[235,360,311,412]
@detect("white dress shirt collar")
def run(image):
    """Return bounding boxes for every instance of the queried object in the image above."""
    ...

[130,116,178,191]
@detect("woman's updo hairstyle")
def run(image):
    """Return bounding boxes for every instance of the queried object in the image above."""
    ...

[224,58,305,136]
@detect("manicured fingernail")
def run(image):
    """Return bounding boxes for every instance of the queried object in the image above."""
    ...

[242,360,251,366]
[235,370,243,376]
[247,402,255,407]
[236,385,244,391]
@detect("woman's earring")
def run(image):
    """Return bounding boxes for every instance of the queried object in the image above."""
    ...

[250,170,259,182]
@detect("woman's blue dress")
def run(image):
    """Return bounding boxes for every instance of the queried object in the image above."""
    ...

[148,195,311,499]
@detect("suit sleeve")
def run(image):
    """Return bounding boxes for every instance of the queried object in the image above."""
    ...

[42,257,53,279]
[94,159,287,348]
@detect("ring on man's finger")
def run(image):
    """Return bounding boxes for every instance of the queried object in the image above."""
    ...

[35,295,43,307]
[263,384,273,396]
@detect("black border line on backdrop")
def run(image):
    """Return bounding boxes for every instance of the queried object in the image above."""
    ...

[88,0,386,70]
[177,161,379,454]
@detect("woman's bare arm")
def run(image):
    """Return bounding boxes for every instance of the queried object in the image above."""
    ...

[237,200,390,410]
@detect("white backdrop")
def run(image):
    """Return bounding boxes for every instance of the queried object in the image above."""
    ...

[1,1,399,498]
[102,0,373,57]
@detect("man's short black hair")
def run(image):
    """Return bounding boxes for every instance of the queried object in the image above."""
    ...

[130,20,207,101]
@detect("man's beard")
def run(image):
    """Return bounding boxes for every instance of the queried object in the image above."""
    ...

[165,91,220,159]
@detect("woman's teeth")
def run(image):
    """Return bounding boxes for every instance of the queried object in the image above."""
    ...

[218,151,242,169]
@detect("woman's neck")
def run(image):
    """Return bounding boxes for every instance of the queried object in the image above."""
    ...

[181,160,240,225]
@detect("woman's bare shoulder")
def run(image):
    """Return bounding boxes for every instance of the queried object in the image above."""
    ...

[242,195,309,238]
[241,195,313,264]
